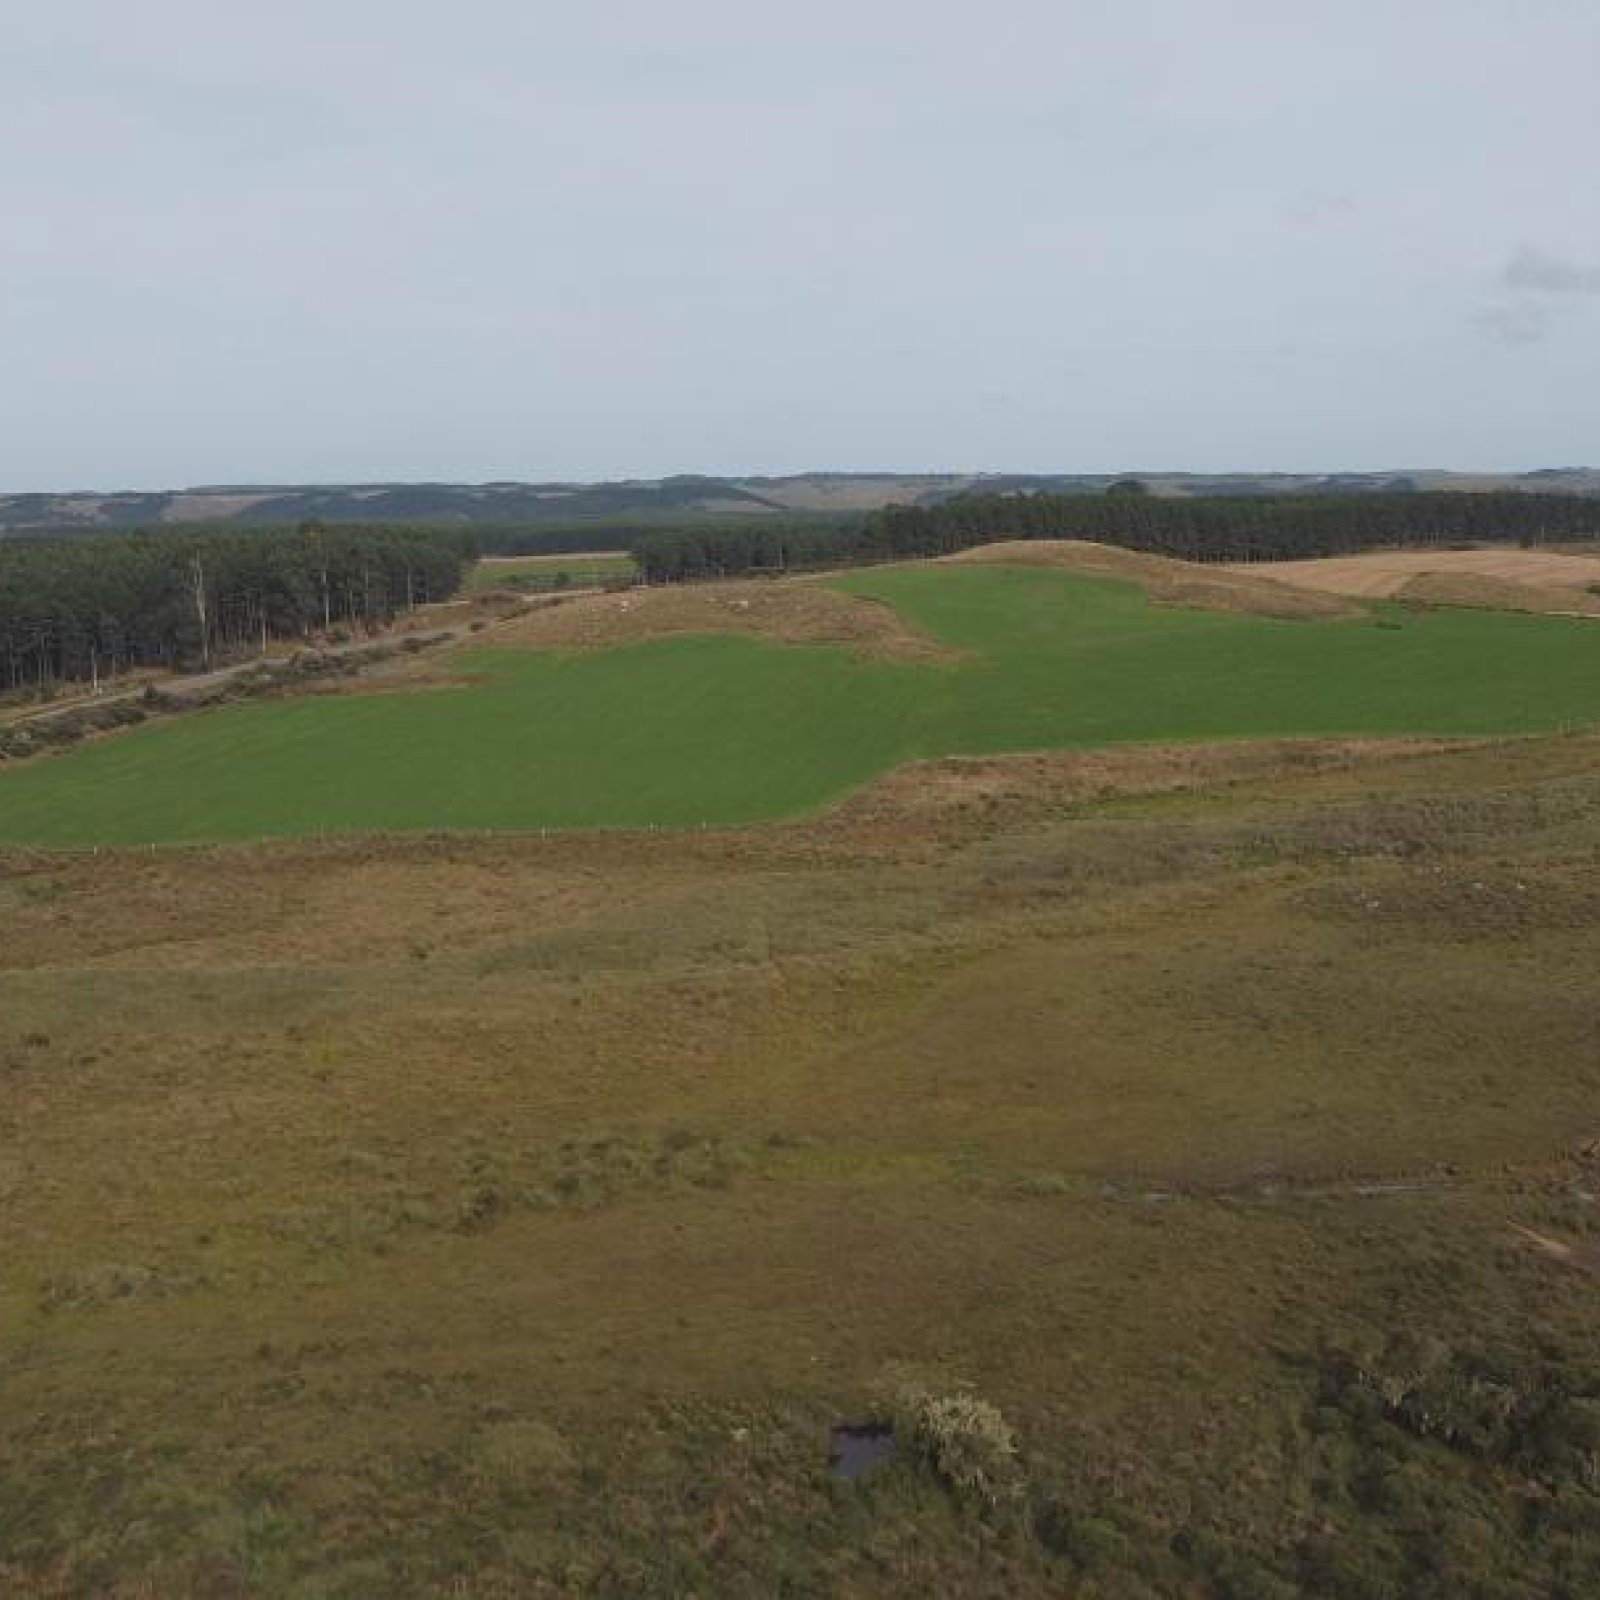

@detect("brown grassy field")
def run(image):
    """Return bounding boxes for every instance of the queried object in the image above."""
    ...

[1238,546,1600,600]
[5,729,1600,1595]
[485,577,952,661]
[1396,570,1600,618]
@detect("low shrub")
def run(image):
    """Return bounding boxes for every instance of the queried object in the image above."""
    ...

[897,1385,1021,1508]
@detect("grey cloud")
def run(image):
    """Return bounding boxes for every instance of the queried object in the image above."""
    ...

[1482,246,1600,346]
[1477,302,1552,347]
[1503,249,1600,296]
[2,2,1598,488]
[1287,191,1357,226]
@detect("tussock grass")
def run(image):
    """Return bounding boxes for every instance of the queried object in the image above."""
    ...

[3,735,1600,1593]
[1399,568,1600,617]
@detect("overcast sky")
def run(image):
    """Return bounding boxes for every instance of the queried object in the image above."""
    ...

[1,1,1596,490]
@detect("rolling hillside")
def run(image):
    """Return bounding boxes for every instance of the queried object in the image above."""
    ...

[3,468,1598,533]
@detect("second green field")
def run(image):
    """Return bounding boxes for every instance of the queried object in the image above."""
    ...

[3,564,1600,844]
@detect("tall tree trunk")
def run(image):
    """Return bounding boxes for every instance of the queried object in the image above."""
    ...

[191,552,211,670]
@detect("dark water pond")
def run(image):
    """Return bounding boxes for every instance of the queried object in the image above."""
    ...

[829,1422,897,1479]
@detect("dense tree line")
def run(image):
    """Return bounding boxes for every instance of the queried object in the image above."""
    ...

[0,523,471,694]
[632,491,1600,580]
[13,519,619,560]
[631,518,867,581]
[470,511,866,560]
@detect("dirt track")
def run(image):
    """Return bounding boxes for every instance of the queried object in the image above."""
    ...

[0,592,584,730]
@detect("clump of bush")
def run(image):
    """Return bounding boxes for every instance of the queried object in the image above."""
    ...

[897,1384,1022,1508]
[428,1130,769,1234]
[1320,1328,1600,1481]
[475,1130,756,1221]
[0,697,156,764]
[40,1262,159,1310]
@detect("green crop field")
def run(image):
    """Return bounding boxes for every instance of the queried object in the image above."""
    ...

[467,551,637,591]
[3,564,1600,845]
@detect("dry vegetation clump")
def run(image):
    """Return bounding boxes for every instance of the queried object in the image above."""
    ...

[943,539,1360,619]
[1296,863,1600,942]
[38,1262,165,1310]
[1398,570,1600,618]
[818,736,1477,842]
[485,577,953,661]
[258,1132,765,1255]
[897,1386,1023,1508]
[468,1418,579,1488]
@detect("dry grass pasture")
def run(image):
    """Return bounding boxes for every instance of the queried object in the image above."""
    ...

[5,731,1600,1595]
[1240,546,1600,600]
[485,576,952,661]
[1395,570,1600,618]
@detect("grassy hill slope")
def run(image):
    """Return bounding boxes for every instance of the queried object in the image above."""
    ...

[4,733,1600,1595]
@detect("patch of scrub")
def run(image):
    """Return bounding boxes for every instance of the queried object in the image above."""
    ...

[488,577,952,662]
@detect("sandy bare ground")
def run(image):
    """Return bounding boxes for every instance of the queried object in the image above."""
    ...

[1235,548,1600,599]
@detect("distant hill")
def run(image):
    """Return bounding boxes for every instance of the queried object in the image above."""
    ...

[3,468,1598,533]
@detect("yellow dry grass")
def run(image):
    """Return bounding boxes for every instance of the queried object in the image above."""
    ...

[818,735,1482,841]
[1240,546,1600,599]
[1397,570,1600,618]
[485,577,953,661]
[944,540,1360,619]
